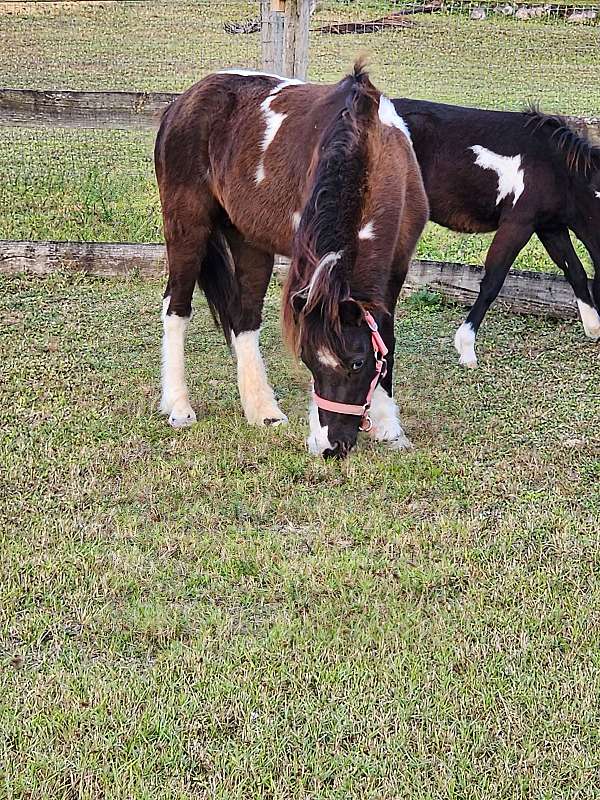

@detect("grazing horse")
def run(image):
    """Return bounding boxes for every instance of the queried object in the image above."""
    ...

[392,98,600,366]
[155,62,428,457]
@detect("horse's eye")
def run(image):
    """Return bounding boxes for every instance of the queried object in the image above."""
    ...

[351,359,364,371]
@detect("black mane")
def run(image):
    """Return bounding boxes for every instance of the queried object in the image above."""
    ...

[525,107,600,177]
[282,59,379,354]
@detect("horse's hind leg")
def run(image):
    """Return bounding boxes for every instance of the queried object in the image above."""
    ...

[160,192,216,427]
[225,229,287,427]
[538,227,600,340]
[454,220,534,367]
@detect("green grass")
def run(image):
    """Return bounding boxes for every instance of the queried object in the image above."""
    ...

[1,272,600,797]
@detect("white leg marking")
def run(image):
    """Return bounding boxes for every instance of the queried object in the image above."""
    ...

[368,385,413,450]
[232,330,287,426]
[358,220,375,240]
[454,321,478,367]
[160,296,197,428]
[470,145,525,207]
[307,396,333,455]
[576,299,600,340]
[378,96,412,143]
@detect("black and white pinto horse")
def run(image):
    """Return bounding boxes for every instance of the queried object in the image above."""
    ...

[393,99,600,366]
[155,63,428,457]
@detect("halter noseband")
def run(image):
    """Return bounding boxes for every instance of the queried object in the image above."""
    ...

[312,308,388,432]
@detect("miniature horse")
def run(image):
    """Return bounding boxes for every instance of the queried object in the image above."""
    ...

[392,98,600,366]
[155,63,428,457]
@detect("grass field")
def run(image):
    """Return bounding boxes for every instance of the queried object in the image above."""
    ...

[1,271,600,798]
[2,3,600,796]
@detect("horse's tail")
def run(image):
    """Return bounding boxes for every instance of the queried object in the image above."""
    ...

[197,227,238,347]
[282,59,380,354]
[525,107,600,178]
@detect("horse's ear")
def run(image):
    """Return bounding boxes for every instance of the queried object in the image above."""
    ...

[339,299,363,326]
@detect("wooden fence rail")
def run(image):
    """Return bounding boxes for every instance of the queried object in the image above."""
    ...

[0,240,584,320]
[1,89,600,141]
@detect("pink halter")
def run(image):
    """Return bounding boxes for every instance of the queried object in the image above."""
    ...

[312,308,388,432]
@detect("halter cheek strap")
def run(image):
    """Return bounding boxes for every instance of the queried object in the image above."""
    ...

[312,308,388,432]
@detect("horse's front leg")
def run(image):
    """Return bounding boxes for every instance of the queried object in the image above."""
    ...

[226,232,288,427]
[367,281,412,450]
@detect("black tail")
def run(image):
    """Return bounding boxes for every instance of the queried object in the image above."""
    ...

[197,228,238,347]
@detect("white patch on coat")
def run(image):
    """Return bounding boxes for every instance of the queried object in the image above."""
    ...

[317,348,340,369]
[255,79,304,184]
[232,330,287,425]
[454,321,478,367]
[358,220,375,240]
[307,396,333,455]
[595,191,600,199]
[576,299,600,339]
[470,145,525,207]
[292,211,302,231]
[378,95,412,142]
[368,385,413,449]
[160,296,197,428]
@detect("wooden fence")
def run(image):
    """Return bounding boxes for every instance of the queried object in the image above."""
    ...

[0,0,596,321]
[1,240,586,319]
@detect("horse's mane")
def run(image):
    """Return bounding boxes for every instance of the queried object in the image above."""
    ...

[282,59,380,356]
[525,106,600,178]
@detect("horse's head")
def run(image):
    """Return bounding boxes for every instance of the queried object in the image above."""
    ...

[282,61,389,457]
[288,258,388,458]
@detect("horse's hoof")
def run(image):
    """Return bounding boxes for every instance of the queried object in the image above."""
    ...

[263,415,288,427]
[459,356,478,368]
[386,433,414,451]
[168,406,197,428]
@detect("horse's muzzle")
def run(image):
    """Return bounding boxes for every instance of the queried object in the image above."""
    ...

[323,439,355,459]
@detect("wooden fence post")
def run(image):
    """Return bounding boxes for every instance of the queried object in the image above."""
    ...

[261,0,310,79]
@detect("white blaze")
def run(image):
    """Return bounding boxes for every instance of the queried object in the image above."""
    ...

[316,348,340,369]
[470,145,525,207]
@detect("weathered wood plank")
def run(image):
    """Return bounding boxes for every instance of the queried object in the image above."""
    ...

[401,259,581,319]
[0,240,166,278]
[0,88,178,130]
[1,88,599,143]
[0,240,584,320]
